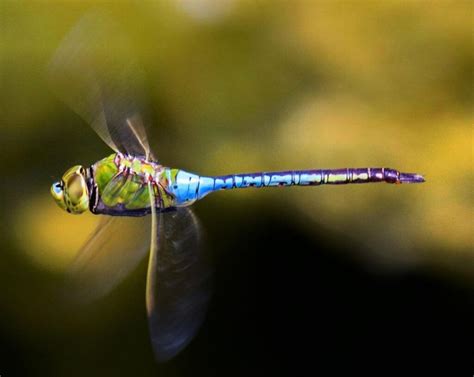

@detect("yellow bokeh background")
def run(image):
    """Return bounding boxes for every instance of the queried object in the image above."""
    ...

[1,1,472,279]
[0,1,472,374]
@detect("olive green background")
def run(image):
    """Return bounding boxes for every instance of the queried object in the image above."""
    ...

[0,1,472,376]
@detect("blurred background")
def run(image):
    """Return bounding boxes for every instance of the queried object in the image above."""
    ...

[0,1,472,375]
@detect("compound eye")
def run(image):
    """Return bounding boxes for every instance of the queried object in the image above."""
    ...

[66,174,85,202]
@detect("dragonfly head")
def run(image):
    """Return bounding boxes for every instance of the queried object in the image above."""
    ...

[51,165,89,214]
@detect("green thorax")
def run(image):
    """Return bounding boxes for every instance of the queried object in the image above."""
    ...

[91,153,181,214]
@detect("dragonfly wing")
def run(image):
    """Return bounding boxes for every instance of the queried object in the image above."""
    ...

[147,185,212,361]
[48,11,154,159]
[66,215,151,303]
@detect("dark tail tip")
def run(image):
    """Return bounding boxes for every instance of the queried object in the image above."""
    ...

[399,172,425,184]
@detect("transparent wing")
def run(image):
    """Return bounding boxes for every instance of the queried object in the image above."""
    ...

[147,185,212,361]
[66,215,151,303]
[48,11,154,159]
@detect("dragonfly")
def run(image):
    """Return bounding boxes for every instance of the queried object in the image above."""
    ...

[48,13,424,362]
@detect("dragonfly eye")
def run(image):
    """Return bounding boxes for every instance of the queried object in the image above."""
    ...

[52,165,90,214]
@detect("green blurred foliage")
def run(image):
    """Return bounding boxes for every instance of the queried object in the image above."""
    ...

[1,0,471,272]
[0,1,472,375]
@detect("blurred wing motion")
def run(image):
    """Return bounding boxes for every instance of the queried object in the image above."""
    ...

[147,196,212,362]
[47,11,154,159]
[66,215,151,303]
[51,12,211,360]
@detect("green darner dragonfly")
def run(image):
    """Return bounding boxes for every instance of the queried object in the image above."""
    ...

[49,13,424,362]
[48,13,212,362]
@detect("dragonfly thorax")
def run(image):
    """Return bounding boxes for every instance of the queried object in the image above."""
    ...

[85,153,180,216]
[114,153,162,180]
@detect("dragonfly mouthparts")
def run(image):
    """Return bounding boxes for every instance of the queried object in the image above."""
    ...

[399,172,425,184]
